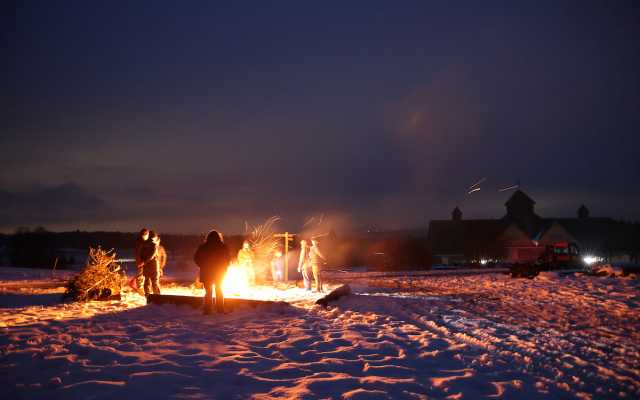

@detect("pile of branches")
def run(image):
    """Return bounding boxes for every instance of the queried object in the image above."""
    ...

[64,247,124,301]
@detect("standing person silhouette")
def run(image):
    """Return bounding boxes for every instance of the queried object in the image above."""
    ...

[271,250,284,282]
[140,231,162,296]
[131,228,149,291]
[309,239,326,293]
[194,230,230,314]
[297,240,312,291]
[156,235,167,277]
[237,240,255,285]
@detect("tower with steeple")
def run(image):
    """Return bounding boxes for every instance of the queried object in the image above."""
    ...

[504,189,541,237]
[452,206,462,221]
[578,204,590,219]
[505,190,535,219]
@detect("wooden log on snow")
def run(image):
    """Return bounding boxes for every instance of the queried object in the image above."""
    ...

[315,284,351,307]
[146,294,287,310]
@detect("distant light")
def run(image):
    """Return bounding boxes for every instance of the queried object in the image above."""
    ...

[480,259,488,265]
[583,255,601,265]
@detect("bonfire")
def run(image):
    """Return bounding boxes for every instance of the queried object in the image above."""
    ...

[221,263,252,296]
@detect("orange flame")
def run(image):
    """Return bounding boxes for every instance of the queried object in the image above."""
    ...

[221,263,252,296]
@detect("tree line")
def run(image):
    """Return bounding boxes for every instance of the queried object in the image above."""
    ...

[0,227,433,271]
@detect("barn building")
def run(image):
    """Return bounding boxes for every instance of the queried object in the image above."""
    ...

[427,190,627,265]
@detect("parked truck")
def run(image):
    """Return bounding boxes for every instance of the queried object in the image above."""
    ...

[538,241,580,268]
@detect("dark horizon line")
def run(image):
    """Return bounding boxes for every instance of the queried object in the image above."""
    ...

[3,216,640,238]
[0,225,434,237]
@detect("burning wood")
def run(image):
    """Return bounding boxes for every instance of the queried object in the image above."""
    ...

[221,263,252,296]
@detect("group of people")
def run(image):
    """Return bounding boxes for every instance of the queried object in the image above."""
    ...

[236,239,326,291]
[133,228,327,314]
[132,228,167,296]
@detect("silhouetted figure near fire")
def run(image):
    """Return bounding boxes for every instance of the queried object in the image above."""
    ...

[140,231,162,296]
[298,240,312,291]
[194,230,230,315]
[156,235,167,277]
[237,240,256,285]
[132,228,149,290]
[271,250,284,282]
[309,239,326,293]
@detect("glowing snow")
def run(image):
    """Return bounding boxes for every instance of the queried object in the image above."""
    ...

[1,267,639,399]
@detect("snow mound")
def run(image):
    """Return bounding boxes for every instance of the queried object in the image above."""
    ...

[536,271,561,280]
[593,264,625,277]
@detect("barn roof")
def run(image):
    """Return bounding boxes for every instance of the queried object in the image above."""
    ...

[428,216,630,256]
[505,189,536,207]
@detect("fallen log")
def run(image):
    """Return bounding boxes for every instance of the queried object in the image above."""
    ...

[315,284,351,307]
[146,294,287,310]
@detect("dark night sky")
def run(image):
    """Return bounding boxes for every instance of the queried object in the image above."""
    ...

[2,1,639,234]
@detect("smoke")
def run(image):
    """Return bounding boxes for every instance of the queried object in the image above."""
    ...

[296,212,355,241]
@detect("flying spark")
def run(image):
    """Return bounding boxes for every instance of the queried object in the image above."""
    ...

[468,177,486,191]
[468,187,481,194]
[498,185,519,192]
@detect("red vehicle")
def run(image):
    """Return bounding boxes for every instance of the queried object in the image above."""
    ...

[539,241,580,267]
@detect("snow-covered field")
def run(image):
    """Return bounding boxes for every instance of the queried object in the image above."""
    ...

[1,267,639,399]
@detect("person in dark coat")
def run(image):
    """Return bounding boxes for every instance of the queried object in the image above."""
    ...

[194,230,230,314]
[140,231,161,296]
[133,228,149,289]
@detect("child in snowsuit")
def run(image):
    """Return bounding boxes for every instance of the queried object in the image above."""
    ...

[194,230,230,314]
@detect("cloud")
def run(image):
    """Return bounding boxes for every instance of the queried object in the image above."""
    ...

[385,65,484,147]
[0,183,111,229]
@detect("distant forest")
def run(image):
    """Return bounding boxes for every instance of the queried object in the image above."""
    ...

[0,227,432,271]
[0,228,235,270]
